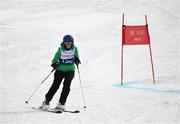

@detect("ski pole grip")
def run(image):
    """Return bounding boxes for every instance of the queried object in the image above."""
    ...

[76,64,80,73]
[76,64,79,68]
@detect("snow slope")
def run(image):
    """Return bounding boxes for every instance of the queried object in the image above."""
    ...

[0,0,180,124]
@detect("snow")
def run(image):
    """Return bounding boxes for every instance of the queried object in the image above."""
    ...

[0,0,180,124]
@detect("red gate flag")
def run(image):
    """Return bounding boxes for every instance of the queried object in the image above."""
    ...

[121,14,155,85]
[122,25,150,45]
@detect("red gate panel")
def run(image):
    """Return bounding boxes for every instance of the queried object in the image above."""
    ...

[122,25,150,45]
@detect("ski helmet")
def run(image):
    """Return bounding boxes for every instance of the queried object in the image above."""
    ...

[63,35,74,43]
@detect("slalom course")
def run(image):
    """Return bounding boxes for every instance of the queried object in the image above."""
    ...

[1,0,179,124]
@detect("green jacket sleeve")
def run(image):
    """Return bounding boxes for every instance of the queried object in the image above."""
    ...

[52,48,61,64]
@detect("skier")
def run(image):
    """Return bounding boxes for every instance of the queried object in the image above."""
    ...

[39,35,81,111]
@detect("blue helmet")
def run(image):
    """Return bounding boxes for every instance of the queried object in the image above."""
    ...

[63,35,74,43]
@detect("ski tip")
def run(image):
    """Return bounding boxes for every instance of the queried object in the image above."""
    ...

[74,110,80,113]
[63,110,80,113]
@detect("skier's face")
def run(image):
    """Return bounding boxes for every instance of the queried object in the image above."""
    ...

[64,42,73,49]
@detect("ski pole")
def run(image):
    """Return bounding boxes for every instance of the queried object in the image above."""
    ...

[76,65,87,108]
[25,68,55,104]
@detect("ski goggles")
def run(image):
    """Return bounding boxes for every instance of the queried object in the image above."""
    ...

[64,42,73,45]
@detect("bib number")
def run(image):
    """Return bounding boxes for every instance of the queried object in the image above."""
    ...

[60,58,74,65]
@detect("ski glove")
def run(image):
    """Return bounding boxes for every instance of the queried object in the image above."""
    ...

[74,57,81,66]
[51,62,60,69]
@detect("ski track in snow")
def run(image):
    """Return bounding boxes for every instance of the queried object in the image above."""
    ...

[1,0,180,124]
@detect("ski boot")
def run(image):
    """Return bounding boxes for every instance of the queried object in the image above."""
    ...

[39,100,50,110]
[55,103,66,111]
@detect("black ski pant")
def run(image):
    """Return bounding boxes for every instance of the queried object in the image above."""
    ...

[45,70,74,105]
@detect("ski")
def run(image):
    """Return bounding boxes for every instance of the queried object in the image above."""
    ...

[63,110,80,113]
[32,107,62,113]
[32,107,80,114]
